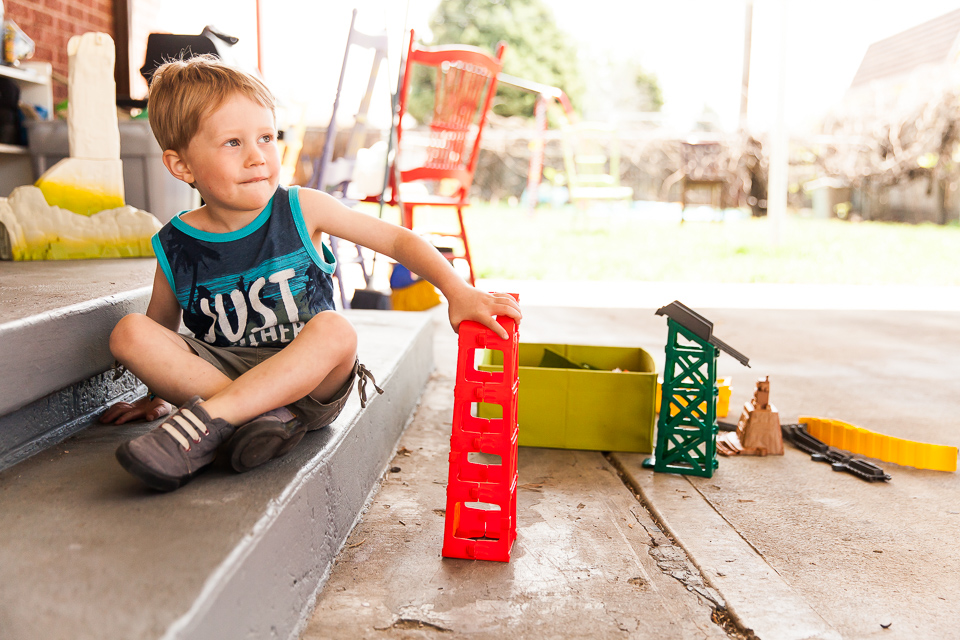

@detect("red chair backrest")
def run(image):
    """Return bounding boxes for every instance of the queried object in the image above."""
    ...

[394,31,506,203]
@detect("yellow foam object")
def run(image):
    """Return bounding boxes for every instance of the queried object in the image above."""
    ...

[0,185,159,261]
[35,157,125,216]
[391,279,441,311]
[800,415,958,472]
[656,377,731,418]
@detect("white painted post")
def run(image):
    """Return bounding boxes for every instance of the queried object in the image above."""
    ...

[767,0,788,245]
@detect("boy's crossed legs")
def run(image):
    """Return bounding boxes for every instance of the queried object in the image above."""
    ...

[110,311,377,490]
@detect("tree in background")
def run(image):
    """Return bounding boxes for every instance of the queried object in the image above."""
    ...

[634,66,663,113]
[576,51,663,123]
[413,0,584,121]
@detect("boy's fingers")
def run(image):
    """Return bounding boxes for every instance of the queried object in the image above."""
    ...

[501,304,522,322]
[491,293,521,321]
[480,315,509,340]
[99,403,132,423]
[114,410,139,425]
[102,401,168,425]
[146,403,171,421]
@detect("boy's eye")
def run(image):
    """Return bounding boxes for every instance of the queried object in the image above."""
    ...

[225,139,240,147]
[259,134,274,144]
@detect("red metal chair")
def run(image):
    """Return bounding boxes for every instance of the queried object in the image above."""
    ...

[372,31,506,286]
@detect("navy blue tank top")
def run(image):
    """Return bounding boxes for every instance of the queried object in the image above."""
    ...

[153,185,337,348]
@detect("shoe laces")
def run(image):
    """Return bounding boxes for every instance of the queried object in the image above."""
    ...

[111,360,127,381]
[160,408,211,451]
[356,363,384,408]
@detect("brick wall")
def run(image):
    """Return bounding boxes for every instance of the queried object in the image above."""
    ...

[4,0,115,103]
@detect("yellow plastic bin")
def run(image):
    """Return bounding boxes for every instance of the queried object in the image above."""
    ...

[480,343,657,453]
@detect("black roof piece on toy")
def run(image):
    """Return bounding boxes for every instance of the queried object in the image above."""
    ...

[655,300,751,367]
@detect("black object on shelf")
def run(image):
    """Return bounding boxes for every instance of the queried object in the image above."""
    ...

[140,26,239,85]
[117,97,148,111]
[0,77,22,145]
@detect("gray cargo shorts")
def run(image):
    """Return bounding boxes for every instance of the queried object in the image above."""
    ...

[179,334,381,431]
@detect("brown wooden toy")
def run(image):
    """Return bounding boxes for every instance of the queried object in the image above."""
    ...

[717,376,783,456]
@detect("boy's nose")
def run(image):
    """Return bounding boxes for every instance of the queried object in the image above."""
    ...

[245,146,265,166]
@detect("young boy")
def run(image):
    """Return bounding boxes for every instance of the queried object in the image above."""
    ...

[101,55,521,491]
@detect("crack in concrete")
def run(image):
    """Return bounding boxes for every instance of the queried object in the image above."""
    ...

[711,609,760,640]
[605,453,757,640]
[601,599,636,635]
[381,618,453,633]
[639,518,726,610]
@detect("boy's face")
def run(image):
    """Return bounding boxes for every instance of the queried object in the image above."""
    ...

[174,93,280,216]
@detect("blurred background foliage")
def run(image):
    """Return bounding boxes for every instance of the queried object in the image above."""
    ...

[423,0,584,119]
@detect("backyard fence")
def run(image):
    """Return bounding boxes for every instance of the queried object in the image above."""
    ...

[294,117,960,224]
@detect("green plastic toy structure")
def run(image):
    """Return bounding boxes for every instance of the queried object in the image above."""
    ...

[644,301,750,478]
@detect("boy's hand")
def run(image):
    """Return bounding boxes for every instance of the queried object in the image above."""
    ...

[447,288,522,340]
[99,396,172,425]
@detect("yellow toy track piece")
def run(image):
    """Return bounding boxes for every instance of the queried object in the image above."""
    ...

[799,415,957,472]
[656,377,731,418]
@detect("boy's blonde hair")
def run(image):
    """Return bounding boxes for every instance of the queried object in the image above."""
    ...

[147,54,275,153]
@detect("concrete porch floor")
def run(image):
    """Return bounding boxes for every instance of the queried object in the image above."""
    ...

[304,296,960,640]
[1,257,959,639]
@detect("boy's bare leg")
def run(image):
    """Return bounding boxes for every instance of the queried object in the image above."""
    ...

[198,311,357,425]
[110,313,235,406]
[111,311,357,426]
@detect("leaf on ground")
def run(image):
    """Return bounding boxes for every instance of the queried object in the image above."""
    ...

[627,577,647,588]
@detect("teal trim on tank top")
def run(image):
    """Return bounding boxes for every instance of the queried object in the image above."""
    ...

[289,185,337,275]
[151,233,176,294]
[169,194,275,243]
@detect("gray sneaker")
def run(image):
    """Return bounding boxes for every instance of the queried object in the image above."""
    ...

[115,396,236,491]
[222,407,305,473]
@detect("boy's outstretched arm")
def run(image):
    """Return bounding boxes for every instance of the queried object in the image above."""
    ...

[299,189,521,339]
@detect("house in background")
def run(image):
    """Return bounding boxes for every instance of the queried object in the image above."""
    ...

[822,9,960,224]
[844,8,960,121]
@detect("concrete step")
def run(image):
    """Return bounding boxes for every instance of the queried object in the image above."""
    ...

[0,260,435,639]
[0,259,156,470]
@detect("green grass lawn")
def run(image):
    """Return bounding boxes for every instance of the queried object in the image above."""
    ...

[362,202,960,286]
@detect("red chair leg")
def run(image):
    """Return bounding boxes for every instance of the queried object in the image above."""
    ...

[401,203,415,230]
[457,206,476,286]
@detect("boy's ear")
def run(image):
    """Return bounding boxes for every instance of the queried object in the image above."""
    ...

[162,150,196,186]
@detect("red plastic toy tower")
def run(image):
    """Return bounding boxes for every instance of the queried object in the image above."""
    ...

[442,301,520,562]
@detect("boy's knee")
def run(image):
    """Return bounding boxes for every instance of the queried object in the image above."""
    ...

[109,313,152,358]
[301,312,357,359]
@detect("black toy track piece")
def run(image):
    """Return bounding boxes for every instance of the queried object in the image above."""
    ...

[781,423,828,455]
[832,456,891,482]
[781,423,891,483]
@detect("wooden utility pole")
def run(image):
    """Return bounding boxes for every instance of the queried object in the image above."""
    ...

[768,0,788,245]
[739,0,753,130]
